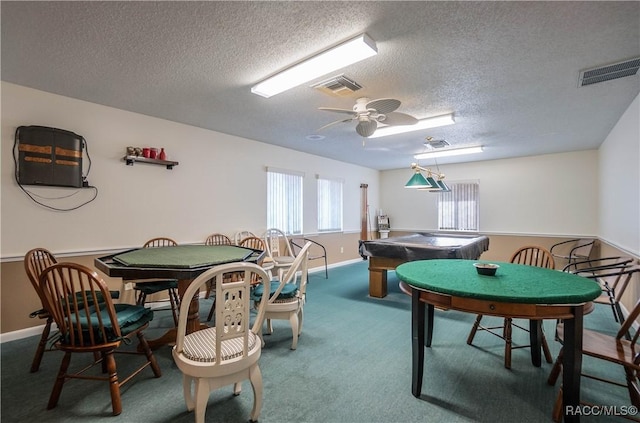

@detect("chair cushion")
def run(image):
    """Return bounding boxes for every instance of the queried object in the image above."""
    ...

[65,290,120,307]
[64,304,153,345]
[252,282,298,300]
[133,280,179,294]
[182,327,258,363]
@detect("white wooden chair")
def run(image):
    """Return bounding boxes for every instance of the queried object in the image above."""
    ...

[263,228,296,281]
[254,242,311,350]
[172,262,271,423]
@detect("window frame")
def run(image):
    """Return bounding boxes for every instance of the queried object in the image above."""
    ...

[316,175,344,233]
[437,180,480,232]
[266,167,304,235]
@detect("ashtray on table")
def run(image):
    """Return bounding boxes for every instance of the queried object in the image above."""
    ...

[473,263,500,276]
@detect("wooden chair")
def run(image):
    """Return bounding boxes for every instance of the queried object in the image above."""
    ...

[203,234,233,298]
[291,237,328,278]
[24,248,119,372]
[24,248,58,373]
[263,228,296,281]
[39,262,161,416]
[467,246,555,369]
[132,237,180,326]
[254,242,312,350]
[234,230,256,245]
[172,262,271,423]
[204,233,232,246]
[547,266,640,422]
[550,238,595,269]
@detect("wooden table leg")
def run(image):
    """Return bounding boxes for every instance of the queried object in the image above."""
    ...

[145,278,208,350]
[562,306,584,423]
[411,289,426,397]
[529,319,542,367]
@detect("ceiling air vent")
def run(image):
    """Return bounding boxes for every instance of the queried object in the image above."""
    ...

[578,57,640,87]
[312,74,362,97]
[424,138,450,149]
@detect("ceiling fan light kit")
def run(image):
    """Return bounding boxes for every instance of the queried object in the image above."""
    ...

[251,33,378,98]
[318,97,419,138]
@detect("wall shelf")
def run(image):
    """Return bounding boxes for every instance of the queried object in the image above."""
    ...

[123,155,178,170]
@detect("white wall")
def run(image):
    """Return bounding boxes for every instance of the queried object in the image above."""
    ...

[381,150,599,237]
[598,93,640,255]
[1,82,380,259]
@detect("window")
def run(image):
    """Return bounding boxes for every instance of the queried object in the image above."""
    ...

[317,176,343,232]
[438,181,479,231]
[266,168,303,235]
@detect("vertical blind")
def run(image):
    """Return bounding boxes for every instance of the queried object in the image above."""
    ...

[266,168,303,235]
[438,182,479,231]
[317,176,343,232]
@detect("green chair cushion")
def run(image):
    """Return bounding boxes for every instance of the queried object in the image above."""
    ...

[64,303,153,345]
[253,282,298,300]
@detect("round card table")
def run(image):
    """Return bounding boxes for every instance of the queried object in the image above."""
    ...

[95,245,264,350]
[396,259,602,423]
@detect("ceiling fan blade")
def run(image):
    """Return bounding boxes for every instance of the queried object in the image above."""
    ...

[366,98,401,114]
[382,112,419,126]
[356,119,378,137]
[318,107,356,115]
[317,118,354,132]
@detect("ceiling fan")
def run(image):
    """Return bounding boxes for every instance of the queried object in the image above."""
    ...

[318,97,418,138]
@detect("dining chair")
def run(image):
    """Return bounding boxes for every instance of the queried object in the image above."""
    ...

[132,237,180,326]
[263,228,296,281]
[24,248,119,372]
[206,236,269,323]
[24,248,58,373]
[234,230,256,245]
[547,267,640,422]
[204,233,232,246]
[203,233,233,298]
[550,238,595,269]
[253,242,312,350]
[172,262,271,423]
[564,257,637,337]
[466,246,555,369]
[39,262,161,416]
[291,237,328,278]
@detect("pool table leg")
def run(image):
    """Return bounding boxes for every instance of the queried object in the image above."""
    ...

[369,268,388,298]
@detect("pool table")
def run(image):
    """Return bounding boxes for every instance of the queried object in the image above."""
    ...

[358,233,490,297]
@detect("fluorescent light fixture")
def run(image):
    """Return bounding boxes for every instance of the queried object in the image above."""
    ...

[368,113,455,138]
[251,33,377,98]
[414,146,483,160]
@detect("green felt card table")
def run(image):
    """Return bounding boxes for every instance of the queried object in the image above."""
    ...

[396,259,602,423]
[95,245,264,349]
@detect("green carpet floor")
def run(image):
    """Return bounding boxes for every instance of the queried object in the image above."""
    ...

[0,261,632,422]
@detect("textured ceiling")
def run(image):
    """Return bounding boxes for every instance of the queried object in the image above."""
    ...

[2,1,639,170]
